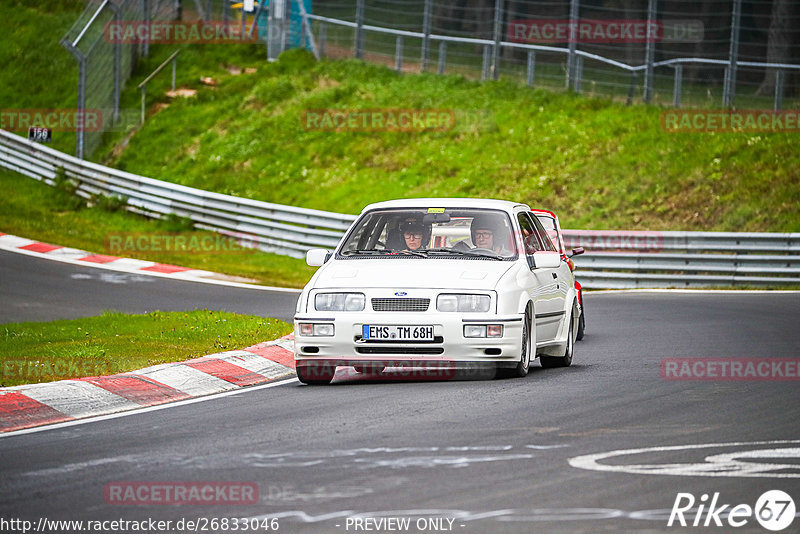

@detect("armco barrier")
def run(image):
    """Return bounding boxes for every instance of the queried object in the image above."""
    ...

[0,129,354,257]
[1,129,799,288]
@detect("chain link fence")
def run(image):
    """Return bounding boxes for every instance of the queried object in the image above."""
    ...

[309,0,800,109]
[61,0,179,159]
[60,0,294,160]
[59,1,799,159]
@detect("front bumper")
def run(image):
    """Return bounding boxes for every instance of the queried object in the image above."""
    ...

[293,312,524,366]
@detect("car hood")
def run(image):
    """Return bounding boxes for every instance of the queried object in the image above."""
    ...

[312,259,516,290]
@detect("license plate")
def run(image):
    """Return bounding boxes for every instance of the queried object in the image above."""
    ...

[362,325,434,341]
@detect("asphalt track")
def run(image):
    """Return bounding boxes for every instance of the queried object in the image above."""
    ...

[0,250,299,324]
[1,250,800,533]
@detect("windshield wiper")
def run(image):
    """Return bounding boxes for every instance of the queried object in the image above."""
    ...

[426,248,504,260]
[396,249,427,258]
[426,247,470,256]
[339,249,385,256]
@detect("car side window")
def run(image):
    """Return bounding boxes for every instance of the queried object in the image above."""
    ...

[517,213,542,255]
[529,213,557,252]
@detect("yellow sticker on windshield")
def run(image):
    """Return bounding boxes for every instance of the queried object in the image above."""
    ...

[427,208,445,213]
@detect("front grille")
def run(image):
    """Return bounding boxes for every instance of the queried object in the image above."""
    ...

[356,347,444,355]
[371,298,430,312]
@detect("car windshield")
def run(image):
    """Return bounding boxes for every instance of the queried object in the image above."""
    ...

[338,208,517,259]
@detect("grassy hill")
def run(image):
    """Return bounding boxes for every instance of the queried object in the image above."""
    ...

[2,0,798,234]
[0,0,87,155]
[100,48,799,232]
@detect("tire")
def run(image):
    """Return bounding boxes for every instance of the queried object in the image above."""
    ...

[576,311,585,341]
[498,308,531,378]
[541,314,574,368]
[296,363,335,385]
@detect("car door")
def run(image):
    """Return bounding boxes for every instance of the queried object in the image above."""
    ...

[516,211,564,343]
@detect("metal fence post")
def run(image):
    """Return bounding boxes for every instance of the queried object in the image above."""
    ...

[142,0,150,57]
[526,50,535,87]
[774,70,784,111]
[643,0,656,103]
[482,44,490,80]
[280,0,289,54]
[723,0,742,107]
[421,0,432,71]
[108,1,122,124]
[574,55,583,93]
[626,71,637,106]
[438,41,447,74]
[395,36,404,72]
[566,0,579,89]
[140,86,146,123]
[491,0,504,80]
[354,0,365,59]
[61,39,87,160]
[673,64,683,108]
[319,22,326,57]
[176,0,182,20]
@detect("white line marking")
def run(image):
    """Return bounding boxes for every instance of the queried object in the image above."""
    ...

[0,378,298,439]
[0,243,301,293]
[569,440,800,478]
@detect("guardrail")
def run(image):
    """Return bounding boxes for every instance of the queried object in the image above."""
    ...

[0,129,354,257]
[1,129,798,288]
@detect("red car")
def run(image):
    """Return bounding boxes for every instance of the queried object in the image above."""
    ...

[533,210,585,340]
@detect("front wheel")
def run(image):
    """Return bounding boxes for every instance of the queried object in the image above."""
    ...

[540,315,574,368]
[498,309,531,378]
[576,312,585,341]
[296,363,335,385]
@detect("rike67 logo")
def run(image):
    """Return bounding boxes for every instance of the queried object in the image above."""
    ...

[668,490,795,531]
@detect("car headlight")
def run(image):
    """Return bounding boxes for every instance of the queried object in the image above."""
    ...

[436,294,491,313]
[314,292,365,311]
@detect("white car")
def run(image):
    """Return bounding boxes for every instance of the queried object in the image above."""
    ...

[294,198,579,385]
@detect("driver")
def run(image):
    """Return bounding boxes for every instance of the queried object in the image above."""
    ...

[400,218,428,251]
[470,214,510,255]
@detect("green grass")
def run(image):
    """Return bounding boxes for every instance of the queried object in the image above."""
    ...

[0,310,292,387]
[0,169,318,288]
[98,47,799,232]
[0,0,87,155]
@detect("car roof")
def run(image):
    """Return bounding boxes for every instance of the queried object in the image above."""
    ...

[531,208,558,219]
[361,198,530,214]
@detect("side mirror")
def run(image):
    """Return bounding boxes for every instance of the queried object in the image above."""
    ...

[306,248,332,267]
[569,247,585,257]
[531,250,561,269]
